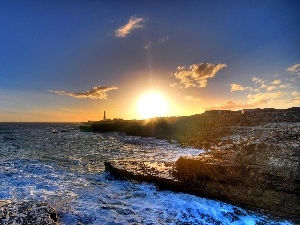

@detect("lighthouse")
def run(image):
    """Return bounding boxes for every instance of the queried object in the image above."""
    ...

[103,111,106,121]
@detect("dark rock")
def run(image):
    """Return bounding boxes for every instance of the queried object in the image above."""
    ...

[173,143,300,221]
[104,161,183,192]
[104,122,300,224]
[0,200,58,225]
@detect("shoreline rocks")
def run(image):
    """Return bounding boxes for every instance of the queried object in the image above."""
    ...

[0,200,58,225]
[105,122,300,224]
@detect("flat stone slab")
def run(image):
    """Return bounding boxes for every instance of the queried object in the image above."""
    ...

[104,161,186,192]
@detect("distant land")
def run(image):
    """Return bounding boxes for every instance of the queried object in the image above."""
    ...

[80,107,300,148]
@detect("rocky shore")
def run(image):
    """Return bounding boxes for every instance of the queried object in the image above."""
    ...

[105,121,300,223]
[0,200,58,224]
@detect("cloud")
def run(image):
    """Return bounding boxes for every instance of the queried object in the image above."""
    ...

[115,16,144,38]
[230,84,245,92]
[171,63,227,88]
[251,77,288,91]
[48,86,118,99]
[286,63,300,76]
[291,97,300,103]
[271,79,282,85]
[247,91,286,103]
[266,86,277,91]
[209,69,299,111]
[279,84,291,88]
[145,36,169,50]
[252,77,267,89]
[185,96,201,101]
[291,91,300,96]
[204,100,263,110]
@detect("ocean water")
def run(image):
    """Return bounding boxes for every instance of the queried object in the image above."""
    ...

[0,123,292,225]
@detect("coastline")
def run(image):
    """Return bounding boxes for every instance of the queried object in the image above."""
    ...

[102,110,300,223]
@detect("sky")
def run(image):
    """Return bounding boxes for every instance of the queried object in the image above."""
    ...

[1,0,300,122]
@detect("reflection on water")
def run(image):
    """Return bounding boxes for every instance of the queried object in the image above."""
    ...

[0,123,291,224]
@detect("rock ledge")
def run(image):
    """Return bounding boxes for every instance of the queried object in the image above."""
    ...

[105,123,300,224]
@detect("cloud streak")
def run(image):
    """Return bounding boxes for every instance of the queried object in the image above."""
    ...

[171,63,227,88]
[49,86,118,100]
[115,16,144,38]
[286,63,300,77]
[145,36,169,50]
[204,100,264,110]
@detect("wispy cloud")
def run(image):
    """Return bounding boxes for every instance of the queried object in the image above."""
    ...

[286,63,300,77]
[247,91,286,103]
[185,96,201,101]
[145,36,169,50]
[252,77,267,89]
[221,73,297,110]
[204,100,263,110]
[48,86,118,100]
[291,91,300,96]
[171,63,227,88]
[247,77,289,92]
[115,16,144,38]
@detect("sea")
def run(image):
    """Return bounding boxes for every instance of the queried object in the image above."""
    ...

[0,123,292,225]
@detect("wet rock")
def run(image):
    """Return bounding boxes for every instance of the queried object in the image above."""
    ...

[0,201,58,225]
[173,143,300,219]
[104,161,183,191]
[105,122,300,224]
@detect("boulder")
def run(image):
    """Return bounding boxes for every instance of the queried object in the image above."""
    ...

[0,200,58,225]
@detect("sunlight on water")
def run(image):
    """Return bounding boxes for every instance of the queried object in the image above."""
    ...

[0,123,292,224]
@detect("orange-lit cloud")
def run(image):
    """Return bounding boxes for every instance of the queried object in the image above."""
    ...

[185,96,201,101]
[49,86,118,99]
[291,91,300,103]
[204,100,263,110]
[171,63,227,88]
[115,16,144,38]
[250,77,289,91]
[230,84,245,92]
[291,91,300,96]
[247,91,286,103]
[219,74,297,110]
[271,79,282,85]
[240,76,289,104]
[286,63,300,77]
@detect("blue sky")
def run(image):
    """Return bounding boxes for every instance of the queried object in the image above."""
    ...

[1,0,300,121]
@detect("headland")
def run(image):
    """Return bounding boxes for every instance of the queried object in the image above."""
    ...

[98,107,300,223]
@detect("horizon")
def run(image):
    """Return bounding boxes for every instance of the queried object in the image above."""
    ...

[1,106,299,123]
[1,1,300,122]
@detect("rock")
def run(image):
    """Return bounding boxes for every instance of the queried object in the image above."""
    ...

[104,122,300,224]
[104,161,183,192]
[0,201,58,225]
[173,143,300,221]
[173,124,300,223]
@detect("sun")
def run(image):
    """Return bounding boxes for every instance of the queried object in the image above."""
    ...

[137,92,168,119]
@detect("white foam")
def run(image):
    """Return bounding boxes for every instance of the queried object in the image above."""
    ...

[0,124,292,224]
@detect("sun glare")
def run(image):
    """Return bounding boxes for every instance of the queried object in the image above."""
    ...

[137,92,168,119]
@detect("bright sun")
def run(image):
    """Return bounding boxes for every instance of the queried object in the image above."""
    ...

[137,92,168,119]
